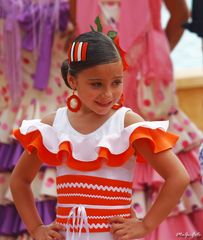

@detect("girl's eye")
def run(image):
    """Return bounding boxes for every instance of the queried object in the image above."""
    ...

[112,80,123,86]
[91,82,102,88]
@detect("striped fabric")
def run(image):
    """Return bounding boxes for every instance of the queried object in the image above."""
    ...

[55,174,132,232]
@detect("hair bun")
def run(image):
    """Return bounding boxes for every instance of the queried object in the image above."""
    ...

[61,59,71,88]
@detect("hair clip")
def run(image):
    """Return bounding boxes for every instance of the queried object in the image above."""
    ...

[68,41,88,63]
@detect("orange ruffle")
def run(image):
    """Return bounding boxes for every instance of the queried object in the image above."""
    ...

[13,125,178,171]
[131,127,179,162]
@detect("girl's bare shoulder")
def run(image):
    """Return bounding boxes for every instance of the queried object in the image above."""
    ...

[124,110,145,128]
[41,112,56,126]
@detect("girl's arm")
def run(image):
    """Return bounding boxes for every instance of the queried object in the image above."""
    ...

[110,112,190,239]
[10,115,66,239]
[133,140,190,232]
[110,143,190,239]
[10,150,44,233]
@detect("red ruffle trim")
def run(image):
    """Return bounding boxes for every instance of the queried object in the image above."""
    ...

[13,127,178,171]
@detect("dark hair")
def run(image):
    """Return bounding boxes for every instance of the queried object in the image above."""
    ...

[61,31,121,88]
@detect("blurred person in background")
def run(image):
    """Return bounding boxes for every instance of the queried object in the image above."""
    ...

[164,0,190,51]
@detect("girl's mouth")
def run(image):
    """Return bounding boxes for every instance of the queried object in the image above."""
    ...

[95,101,113,107]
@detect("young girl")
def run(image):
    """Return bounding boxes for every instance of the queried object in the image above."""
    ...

[10,31,189,240]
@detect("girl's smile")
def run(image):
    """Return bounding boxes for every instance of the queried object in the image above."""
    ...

[95,100,113,108]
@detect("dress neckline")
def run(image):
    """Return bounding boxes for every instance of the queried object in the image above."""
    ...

[65,107,124,137]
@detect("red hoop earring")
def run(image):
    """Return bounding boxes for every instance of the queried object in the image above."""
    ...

[112,94,124,110]
[66,90,81,112]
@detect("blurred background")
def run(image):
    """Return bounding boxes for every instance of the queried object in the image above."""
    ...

[0,0,203,239]
[162,0,202,71]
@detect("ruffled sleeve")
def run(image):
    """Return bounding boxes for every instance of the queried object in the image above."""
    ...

[130,125,179,163]
[13,119,179,170]
[13,119,63,166]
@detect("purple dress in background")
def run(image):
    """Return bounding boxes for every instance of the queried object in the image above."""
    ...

[0,200,56,236]
[0,0,70,237]
[0,141,23,171]
[19,1,70,90]
[1,0,23,105]
[1,0,70,93]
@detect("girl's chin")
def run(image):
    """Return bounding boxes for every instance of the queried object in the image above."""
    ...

[94,106,114,115]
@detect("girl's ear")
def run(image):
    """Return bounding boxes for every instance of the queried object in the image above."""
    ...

[67,75,77,89]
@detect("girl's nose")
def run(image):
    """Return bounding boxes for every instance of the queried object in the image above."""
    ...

[102,89,113,98]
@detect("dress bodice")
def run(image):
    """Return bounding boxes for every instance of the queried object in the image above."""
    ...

[13,106,178,236]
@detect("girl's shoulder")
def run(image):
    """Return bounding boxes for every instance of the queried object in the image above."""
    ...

[41,112,56,126]
[124,110,145,128]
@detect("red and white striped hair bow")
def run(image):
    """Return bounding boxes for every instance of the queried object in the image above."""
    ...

[68,41,88,63]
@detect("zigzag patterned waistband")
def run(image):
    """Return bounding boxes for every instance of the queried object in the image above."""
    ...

[56,204,132,233]
[56,174,133,232]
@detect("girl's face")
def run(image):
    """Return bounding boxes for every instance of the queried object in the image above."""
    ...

[69,61,123,115]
